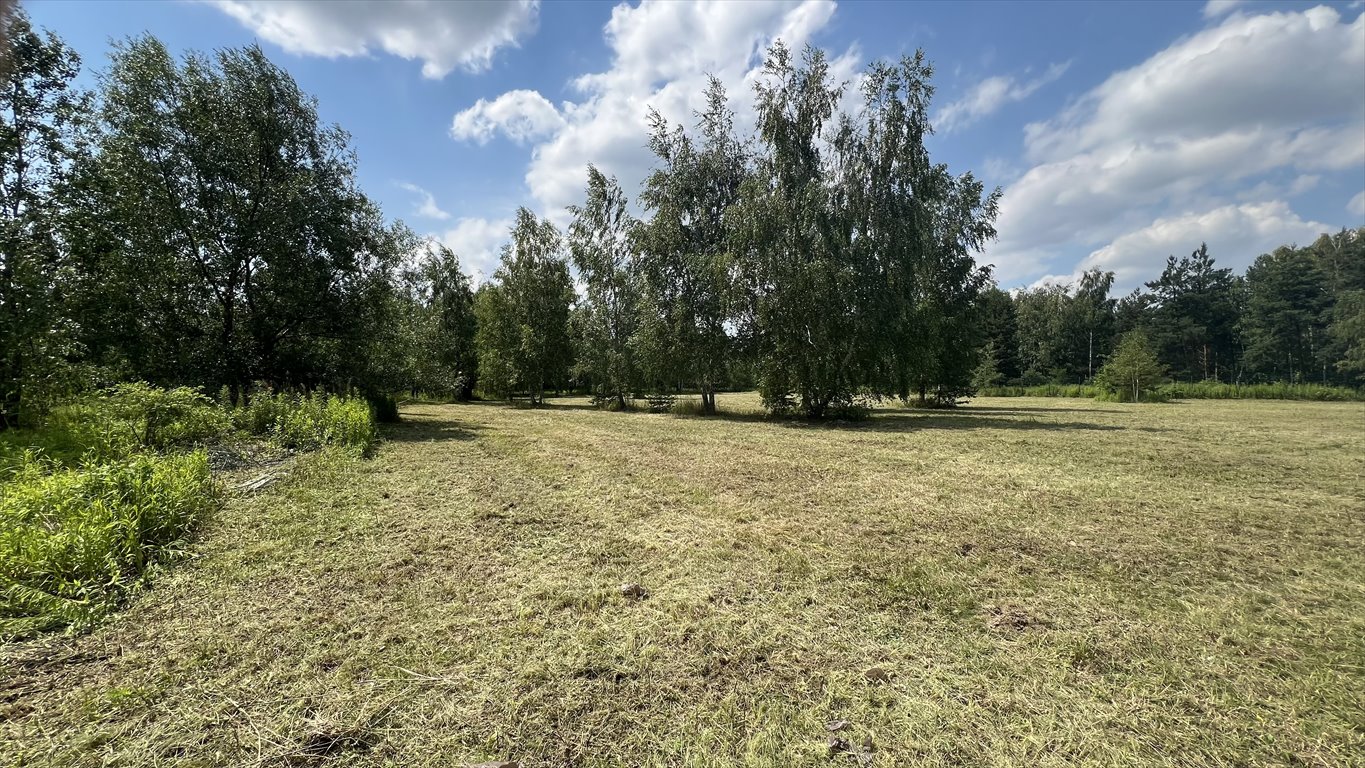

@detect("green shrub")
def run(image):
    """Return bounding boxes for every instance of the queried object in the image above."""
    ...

[75,382,229,450]
[5,383,231,467]
[1161,381,1363,401]
[976,384,1102,398]
[368,392,400,424]
[237,391,378,455]
[668,397,705,416]
[0,451,219,637]
[977,381,1363,402]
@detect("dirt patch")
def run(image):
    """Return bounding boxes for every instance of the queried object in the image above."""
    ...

[985,604,1037,633]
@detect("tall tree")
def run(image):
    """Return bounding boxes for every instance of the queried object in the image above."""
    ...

[378,242,478,399]
[636,77,747,414]
[475,208,573,405]
[733,43,855,416]
[1014,283,1070,384]
[85,38,402,399]
[1241,245,1332,383]
[568,166,639,408]
[1144,243,1240,382]
[976,286,1020,383]
[0,12,86,425]
[1064,269,1116,382]
[733,45,997,413]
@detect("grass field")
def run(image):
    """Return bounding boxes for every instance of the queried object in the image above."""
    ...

[3,395,1363,767]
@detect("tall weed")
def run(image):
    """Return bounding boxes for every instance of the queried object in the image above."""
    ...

[237,392,378,455]
[0,451,219,637]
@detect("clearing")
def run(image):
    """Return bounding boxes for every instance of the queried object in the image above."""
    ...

[3,396,1363,767]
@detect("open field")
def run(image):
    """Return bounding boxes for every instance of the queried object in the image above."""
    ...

[3,395,1363,767]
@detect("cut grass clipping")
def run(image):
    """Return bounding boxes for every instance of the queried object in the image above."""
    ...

[3,395,1360,766]
[0,451,218,638]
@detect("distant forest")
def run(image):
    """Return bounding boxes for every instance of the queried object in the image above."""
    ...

[3,14,1362,426]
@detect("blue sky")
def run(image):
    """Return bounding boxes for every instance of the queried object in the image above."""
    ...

[26,0,1365,290]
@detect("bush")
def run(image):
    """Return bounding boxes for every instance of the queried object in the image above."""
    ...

[976,381,1363,402]
[1161,381,1363,401]
[7,383,231,467]
[976,384,1102,398]
[236,391,378,455]
[0,451,219,637]
[368,393,400,424]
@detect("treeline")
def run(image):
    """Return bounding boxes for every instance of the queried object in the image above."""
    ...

[2,16,1000,421]
[977,235,1365,390]
[3,15,1360,429]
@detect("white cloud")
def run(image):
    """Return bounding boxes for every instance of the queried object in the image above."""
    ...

[436,216,511,283]
[396,182,450,220]
[451,0,854,225]
[1073,201,1331,291]
[988,5,1365,285]
[208,0,538,78]
[934,62,1069,133]
[1288,174,1322,196]
[450,89,565,144]
[1349,190,1365,218]
[1202,0,1246,19]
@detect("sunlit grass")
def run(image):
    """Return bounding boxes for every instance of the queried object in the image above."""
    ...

[3,395,1362,766]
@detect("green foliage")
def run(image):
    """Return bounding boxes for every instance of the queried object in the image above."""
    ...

[636,77,745,416]
[733,45,998,415]
[70,383,230,451]
[978,381,1363,401]
[569,167,641,409]
[976,383,1103,398]
[1242,245,1333,383]
[1094,331,1167,402]
[368,392,400,424]
[0,451,219,636]
[971,341,1006,389]
[1330,289,1365,384]
[474,209,575,405]
[0,383,230,468]
[1159,381,1363,401]
[1143,244,1240,382]
[72,35,406,399]
[0,11,90,428]
[235,392,378,455]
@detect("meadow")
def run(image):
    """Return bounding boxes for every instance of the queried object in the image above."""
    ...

[2,395,1363,767]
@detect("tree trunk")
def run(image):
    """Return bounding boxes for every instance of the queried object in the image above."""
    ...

[1087,331,1093,381]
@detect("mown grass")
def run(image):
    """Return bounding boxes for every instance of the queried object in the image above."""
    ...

[2,395,1363,766]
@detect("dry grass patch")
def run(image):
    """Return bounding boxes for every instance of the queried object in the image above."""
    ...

[3,396,1363,766]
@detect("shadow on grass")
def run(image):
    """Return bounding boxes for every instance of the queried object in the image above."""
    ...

[953,404,1126,415]
[382,415,484,443]
[859,412,1129,433]
[651,406,1137,433]
[401,398,1149,435]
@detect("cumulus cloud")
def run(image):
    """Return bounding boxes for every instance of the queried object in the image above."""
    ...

[1070,201,1332,291]
[396,182,450,220]
[987,5,1365,285]
[450,0,854,224]
[436,216,512,283]
[1349,190,1365,218]
[934,62,1069,133]
[208,0,538,78]
[450,89,565,144]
